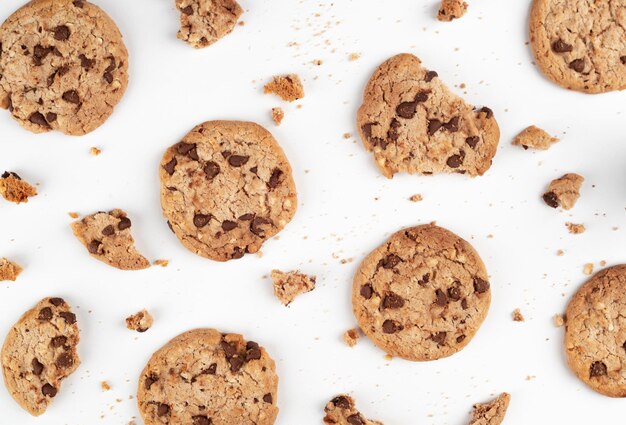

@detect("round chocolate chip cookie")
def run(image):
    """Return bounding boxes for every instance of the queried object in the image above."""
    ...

[2,297,80,416]
[160,121,297,261]
[356,53,500,178]
[352,224,491,361]
[530,0,626,93]
[0,0,129,135]
[565,264,626,397]
[137,328,279,425]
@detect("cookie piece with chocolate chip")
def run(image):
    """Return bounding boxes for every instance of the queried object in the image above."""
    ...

[137,328,278,425]
[125,309,153,333]
[323,394,384,425]
[530,0,626,93]
[0,171,37,204]
[271,269,316,306]
[542,173,584,210]
[0,0,129,135]
[264,74,305,102]
[352,224,491,361]
[1,297,80,416]
[70,209,149,270]
[159,121,297,261]
[357,53,499,178]
[565,265,626,397]
[437,0,468,22]
[469,392,511,425]
[512,125,559,150]
[176,0,242,48]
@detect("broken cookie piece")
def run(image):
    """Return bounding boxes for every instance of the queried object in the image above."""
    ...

[324,394,384,425]
[565,222,585,234]
[343,328,360,347]
[0,171,37,204]
[469,392,511,425]
[512,309,525,322]
[70,209,150,271]
[264,74,305,102]
[175,0,243,48]
[437,0,468,21]
[125,309,153,333]
[0,258,23,281]
[542,173,584,210]
[271,107,284,125]
[271,269,316,306]
[512,125,559,150]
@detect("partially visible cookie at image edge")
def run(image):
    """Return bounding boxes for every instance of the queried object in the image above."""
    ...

[175,0,243,48]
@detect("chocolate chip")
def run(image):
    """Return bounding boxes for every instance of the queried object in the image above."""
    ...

[396,101,417,119]
[88,240,101,254]
[79,54,95,70]
[542,191,559,208]
[59,311,76,324]
[263,393,273,404]
[102,225,115,236]
[479,107,493,118]
[39,307,53,321]
[182,5,194,15]
[569,59,585,73]
[157,403,170,416]
[448,285,461,301]
[221,151,232,159]
[435,289,448,306]
[207,363,217,375]
[443,116,459,132]
[466,136,479,148]
[176,142,195,156]
[378,254,401,269]
[361,123,374,140]
[49,297,65,306]
[62,90,80,104]
[33,44,53,65]
[203,161,220,179]
[250,166,258,173]
[118,217,131,231]
[461,298,468,310]
[347,414,365,425]
[268,169,283,188]
[246,341,261,361]
[381,292,405,309]
[192,416,210,425]
[414,91,430,103]
[250,217,271,237]
[193,213,211,228]
[42,384,57,397]
[590,361,607,378]
[56,352,74,368]
[382,319,403,334]
[428,119,443,135]
[163,158,177,175]
[228,155,249,167]
[418,273,430,286]
[424,70,438,82]
[103,57,116,83]
[221,220,237,231]
[456,334,466,343]
[360,284,373,299]
[73,0,84,7]
[621,56,626,65]
[387,118,401,141]
[229,355,245,373]
[32,358,44,375]
[53,25,70,41]
[103,71,113,84]
[51,336,68,348]
[552,39,573,53]
[29,112,49,127]
[446,154,463,168]
[231,247,245,259]
[473,278,490,294]
[46,112,57,123]
[145,374,158,390]
[431,331,447,345]
[332,395,352,409]
[239,213,255,221]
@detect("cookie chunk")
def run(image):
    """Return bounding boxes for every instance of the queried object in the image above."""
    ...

[530,0,626,93]
[542,173,584,210]
[469,392,511,425]
[352,224,491,361]
[437,0,468,22]
[1,297,80,416]
[0,0,129,135]
[343,328,360,347]
[126,309,153,333]
[0,258,23,281]
[0,171,37,203]
[271,269,316,306]
[137,328,278,425]
[175,0,243,48]
[565,265,626,397]
[357,54,500,178]
[512,125,558,150]
[160,121,297,261]
[323,394,383,425]
[70,209,150,270]
[565,222,585,234]
[271,107,284,125]
[264,74,305,102]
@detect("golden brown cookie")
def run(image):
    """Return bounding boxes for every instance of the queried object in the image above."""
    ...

[175,0,243,48]
[0,171,37,204]
[323,394,384,425]
[512,125,559,150]
[469,392,511,425]
[437,0,469,22]
[0,258,23,281]
[271,269,316,306]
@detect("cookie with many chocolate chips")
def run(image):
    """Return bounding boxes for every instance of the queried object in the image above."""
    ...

[565,265,626,397]
[0,0,129,135]
[356,53,499,178]
[530,0,626,93]
[352,224,491,361]
[175,0,243,48]
[323,394,384,425]
[160,121,297,261]
[137,328,278,425]
[1,297,80,416]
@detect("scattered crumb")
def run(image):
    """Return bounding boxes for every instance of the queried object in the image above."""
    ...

[0,257,23,281]
[271,270,316,306]
[125,309,153,333]
[437,0,468,22]
[583,263,594,275]
[554,314,565,327]
[68,211,79,219]
[348,52,360,61]
[343,328,360,347]
[343,133,351,139]
[0,171,38,204]
[600,260,607,267]
[512,125,559,150]
[238,21,245,26]
[264,74,304,102]
[409,194,423,202]
[526,375,536,381]
[512,309,525,322]
[470,393,511,425]
[312,59,323,66]
[153,259,169,268]
[556,249,564,256]
[565,222,586,234]
[90,147,102,156]
[384,354,393,361]
[101,381,111,392]
[271,107,284,126]
[542,173,584,210]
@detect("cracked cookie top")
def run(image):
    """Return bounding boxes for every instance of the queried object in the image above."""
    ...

[175,0,243,48]
[356,53,499,178]
[352,224,491,361]
[159,120,297,262]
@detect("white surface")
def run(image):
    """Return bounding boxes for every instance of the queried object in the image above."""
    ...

[0,0,625,423]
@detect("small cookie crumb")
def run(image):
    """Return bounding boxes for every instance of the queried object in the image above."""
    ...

[125,309,153,333]
[312,59,323,66]
[348,52,360,61]
[153,259,169,267]
[565,222,586,234]
[556,249,564,256]
[343,133,351,139]
[90,147,102,156]
[0,171,37,204]
[553,314,565,327]
[512,125,559,150]
[271,107,284,126]
[0,258,23,281]
[583,263,594,275]
[542,173,584,210]
[101,381,111,391]
[271,269,316,306]
[68,211,79,219]
[264,74,304,102]
[409,194,423,202]
[512,309,525,322]
[343,328,360,347]
[437,0,468,22]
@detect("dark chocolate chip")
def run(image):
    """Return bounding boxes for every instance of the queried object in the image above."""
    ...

[347,414,365,425]
[39,307,53,321]
[231,247,245,259]
[431,331,447,345]
[87,240,101,254]
[387,118,401,141]
[263,393,273,404]
[229,355,245,373]
[621,56,626,65]
[378,254,401,269]
[228,155,249,167]
[569,59,585,73]
[542,191,559,208]
[239,213,255,221]
[51,335,68,348]
[29,112,49,127]
[145,374,158,390]
[590,361,607,378]
[435,289,448,306]
[32,358,44,375]
[443,116,460,132]
[250,217,271,237]
[73,0,84,7]
[331,395,352,409]
[59,311,76,324]
[461,298,468,310]
[221,220,237,231]
[56,352,74,368]
[163,158,177,175]
[446,154,463,168]
[382,319,403,334]
[53,25,70,41]
[182,6,194,15]
[62,90,80,104]
[456,334,466,343]
[381,292,405,309]
[448,285,461,301]
[193,213,211,228]
[79,54,95,70]
[246,341,261,361]
[360,284,373,299]
[414,91,430,103]
[102,225,115,236]
[157,403,170,416]
[46,112,57,123]
[425,70,438,82]
[428,119,443,135]
[268,169,283,189]
[396,101,417,119]
[473,278,490,294]
[192,416,210,425]
[33,44,53,65]
[361,123,374,140]
[42,383,57,397]
[552,39,573,53]
[49,298,65,306]
[418,273,430,286]
[118,217,131,231]
[103,71,113,84]
[204,161,220,179]
[479,107,493,118]
[466,136,479,148]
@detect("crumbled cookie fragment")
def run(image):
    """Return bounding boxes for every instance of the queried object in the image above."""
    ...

[542,173,584,210]
[175,0,243,48]
[583,263,594,275]
[324,394,384,425]
[409,194,423,202]
[264,74,305,102]
[271,269,316,306]
[554,314,565,327]
[271,107,284,125]
[153,259,169,268]
[125,309,153,333]
[512,309,525,322]
[566,222,585,234]
[343,328,360,347]
[0,258,23,281]
[68,212,79,219]
[90,147,101,156]
[101,381,111,391]
[0,172,37,204]
[437,0,468,22]
[512,125,559,150]
[469,392,511,425]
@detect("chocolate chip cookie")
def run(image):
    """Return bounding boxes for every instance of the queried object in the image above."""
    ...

[0,0,129,135]
[565,264,626,397]
[356,53,500,178]
[530,0,626,93]
[160,121,297,261]
[1,297,80,416]
[352,224,491,361]
[469,392,511,425]
[323,395,384,425]
[137,328,278,424]
[176,0,243,48]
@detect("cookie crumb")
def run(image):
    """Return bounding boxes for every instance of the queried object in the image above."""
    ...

[343,133,351,139]
[556,249,564,256]
[437,0,468,22]
[542,173,584,210]
[312,59,323,66]
[409,194,423,202]
[101,381,111,391]
[565,222,586,234]
[264,74,305,102]
[583,263,594,275]
[384,354,393,361]
[324,394,383,424]
[0,171,37,204]
[68,211,79,219]
[90,147,102,156]
[125,309,153,333]
[0,258,23,281]
[271,107,284,125]
[343,328,360,347]
[512,125,559,150]
[348,52,360,61]
[469,393,511,425]
[512,309,525,322]
[153,259,169,267]
[271,269,316,306]
[553,314,565,327]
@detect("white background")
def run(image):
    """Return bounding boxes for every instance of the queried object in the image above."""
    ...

[1,0,625,423]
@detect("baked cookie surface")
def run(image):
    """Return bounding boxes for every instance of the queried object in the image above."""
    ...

[357,53,499,178]
[175,0,242,48]
[530,0,626,93]
[323,394,384,425]
[0,0,129,135]
[352,224,491,361]
[160,121,297,261]
[137,328,278,425]
[565,265,626,397]
[1,297,80,416]
[469,392,511,425]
